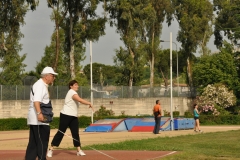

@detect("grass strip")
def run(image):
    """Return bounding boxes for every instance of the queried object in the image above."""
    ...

[82,130,240,160]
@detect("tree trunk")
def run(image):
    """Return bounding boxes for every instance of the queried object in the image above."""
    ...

[129,47,135,97]
[1,33,8,51]
[48,0,61,71]
[187,57,194,97]
[69,14,75,79]
[160,67,168,96]
[150,31,155,88]
[53,17,59,70]
[100,68,104,87]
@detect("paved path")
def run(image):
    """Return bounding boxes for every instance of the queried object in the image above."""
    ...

[0,126,240,159]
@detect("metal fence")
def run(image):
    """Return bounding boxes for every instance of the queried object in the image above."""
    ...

[0,85,196,100]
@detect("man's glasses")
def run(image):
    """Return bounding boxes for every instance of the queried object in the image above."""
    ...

[49,74,55,78]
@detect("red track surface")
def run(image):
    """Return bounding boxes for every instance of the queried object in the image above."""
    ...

[0,150,177,160]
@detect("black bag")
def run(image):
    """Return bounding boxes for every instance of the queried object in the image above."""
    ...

[31,88,54,123]
[40,101,54,123]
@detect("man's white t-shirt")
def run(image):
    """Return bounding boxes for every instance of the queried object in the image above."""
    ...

[60,89,79,117]
[27,78,49,125]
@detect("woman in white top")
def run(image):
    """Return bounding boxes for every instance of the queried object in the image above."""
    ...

[47,80,94,157]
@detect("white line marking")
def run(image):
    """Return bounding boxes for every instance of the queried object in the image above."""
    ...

[147,151,177,160]
[57,129,117,160]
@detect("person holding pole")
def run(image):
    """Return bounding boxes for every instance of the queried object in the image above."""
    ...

[47,80,94,157]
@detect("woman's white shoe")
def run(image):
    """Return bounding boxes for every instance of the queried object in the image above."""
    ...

[77,150,86,156]
[47,149,53,157]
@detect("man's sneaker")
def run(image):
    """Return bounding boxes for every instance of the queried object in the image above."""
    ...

[199,130,203,133]
[47,149,53,158]
[194,130,198,132]
[77,150,86,156]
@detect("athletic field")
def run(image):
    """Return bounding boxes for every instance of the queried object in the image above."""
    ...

[0,126,240,160]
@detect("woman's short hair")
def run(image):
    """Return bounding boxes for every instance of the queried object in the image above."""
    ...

[193,104,197,108]
[69,80,78,89]
[156,100,159,104]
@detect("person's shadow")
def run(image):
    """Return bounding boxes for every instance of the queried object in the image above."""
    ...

[53,149,75,156]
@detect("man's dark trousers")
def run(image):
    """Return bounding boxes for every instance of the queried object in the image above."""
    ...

[25,125,50,160]
[153,116,161,134]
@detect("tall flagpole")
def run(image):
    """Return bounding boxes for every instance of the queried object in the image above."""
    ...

[90,41,93,124]
[170,33,173,130]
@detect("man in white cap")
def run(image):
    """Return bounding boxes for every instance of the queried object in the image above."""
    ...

[25,66,58,160]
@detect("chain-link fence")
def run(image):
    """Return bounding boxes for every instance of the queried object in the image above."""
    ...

[0,85,197,100]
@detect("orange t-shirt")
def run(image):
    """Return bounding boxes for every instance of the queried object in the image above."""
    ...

[153,104,161,117]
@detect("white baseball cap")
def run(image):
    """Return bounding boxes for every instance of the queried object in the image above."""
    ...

[41,66,58,75]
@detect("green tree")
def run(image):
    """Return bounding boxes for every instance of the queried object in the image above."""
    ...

[47,0,68,71]
[35,28,88,86]
[144,0,173,88]
[234,51,240,83]
[214,0,240,49]
[155,49,170,88]
[0,53,27,85]
[61,0,106,80]
[25,0,39,10]
[83,63,118,86]
[33,0,106,84]
[106,0,152,89]
[192,42,239,92]
[173,0,213,96]
[154,49,184,87]
[35,29,70,85]
[113,47,145,87]
[0,0,29,85]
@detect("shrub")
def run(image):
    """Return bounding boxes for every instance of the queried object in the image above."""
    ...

[173,111,180,117]
[0,116,92,131]
[163,110,170,116]
[201,104,220,116]
[121,111,126,116]
[196,84,236,115]
[78,116,92,127]
[184,111,192,118]
[94,105,115,117]
[0,118,29,131]
[200,115,240,125]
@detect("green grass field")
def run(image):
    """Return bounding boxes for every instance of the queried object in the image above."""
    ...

[83,130,240,160]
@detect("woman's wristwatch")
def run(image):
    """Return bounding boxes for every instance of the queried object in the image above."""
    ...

[37,112,42,115]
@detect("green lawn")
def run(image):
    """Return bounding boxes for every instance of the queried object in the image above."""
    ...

[83,130,240,160]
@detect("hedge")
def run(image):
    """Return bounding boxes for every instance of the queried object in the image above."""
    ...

[0,115,139,131]
[0,115,240,131]
[0,116,92,131]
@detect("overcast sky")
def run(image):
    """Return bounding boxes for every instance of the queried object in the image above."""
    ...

[20,0,218,72]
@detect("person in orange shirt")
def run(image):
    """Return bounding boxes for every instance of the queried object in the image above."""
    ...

[153,100,162,134]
